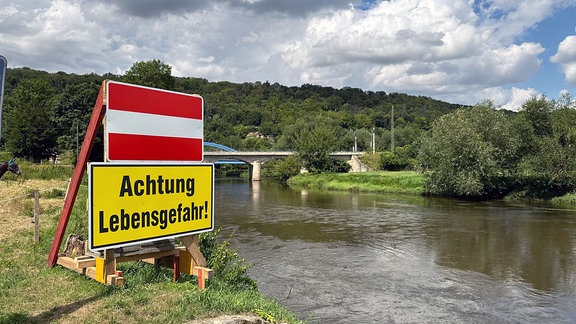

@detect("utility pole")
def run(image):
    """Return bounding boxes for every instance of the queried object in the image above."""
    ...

[372,127,375,154]
[0,55,7,139]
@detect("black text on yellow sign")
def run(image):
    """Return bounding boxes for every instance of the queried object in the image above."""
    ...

[88,163,214,251]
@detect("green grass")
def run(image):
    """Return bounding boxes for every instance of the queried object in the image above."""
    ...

[551,193,576,205]
[287,171,424,195]
[0,164,304,324]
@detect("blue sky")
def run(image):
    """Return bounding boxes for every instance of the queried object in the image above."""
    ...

[522,7,576,97]
[0,0,575,110]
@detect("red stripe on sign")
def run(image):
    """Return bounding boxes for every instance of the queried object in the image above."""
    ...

[108,133,203,161]
[107,82,203,120]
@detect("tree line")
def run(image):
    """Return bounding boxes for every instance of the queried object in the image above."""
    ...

[2,59,574,200]
[0,59,460,164]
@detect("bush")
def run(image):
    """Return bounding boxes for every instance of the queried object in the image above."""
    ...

[200,229,257,290]
[358,152,380,170]
[270,156,301,183]
[513,173,576,200]
[419,103,520,199]
[380,148,415,171]
[327,158,351,173]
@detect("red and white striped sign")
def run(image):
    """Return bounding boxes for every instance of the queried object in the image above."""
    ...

[105,81,204,162]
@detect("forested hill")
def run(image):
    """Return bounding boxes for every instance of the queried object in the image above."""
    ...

[2,65,465,161]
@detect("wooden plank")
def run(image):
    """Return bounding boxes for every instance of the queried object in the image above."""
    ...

[193,267,213,290]
[75,257,96,269]
[141,258,155,265]
[48,82,106,267]
[85,267,98,281]
[104,249,115,278]
[95,257,105,283]
[57,256,80,272]
[57,255,89,276]
[90,239,178,258]
[85,250,101,258]
[114,276,125,287]
[116,249,180,263]
[178,248,197,275]
[193,266,214,279]
[107,274,121,286]
[181,234,207,267]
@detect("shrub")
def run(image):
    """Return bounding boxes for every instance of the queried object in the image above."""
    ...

[270,156,301,183]
[200,229,257,290]
[514,173,576,200]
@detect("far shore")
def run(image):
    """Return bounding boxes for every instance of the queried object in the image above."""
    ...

[286,171,576,205]
[287,171,424,195]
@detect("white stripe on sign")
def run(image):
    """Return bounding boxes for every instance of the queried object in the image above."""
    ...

[106,110,203,139]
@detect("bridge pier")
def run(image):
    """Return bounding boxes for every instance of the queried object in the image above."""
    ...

[249,160,262,181]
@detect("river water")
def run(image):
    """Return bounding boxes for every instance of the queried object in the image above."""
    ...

[214,179,576,323]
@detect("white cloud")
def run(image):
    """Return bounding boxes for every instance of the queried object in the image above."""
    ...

[281,0,545,103]
[433,86,541,111]
[551,35,576,86]
[497,87,541,111]
[0,0,574,108]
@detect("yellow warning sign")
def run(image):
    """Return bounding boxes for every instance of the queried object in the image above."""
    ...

[88,163,214,251]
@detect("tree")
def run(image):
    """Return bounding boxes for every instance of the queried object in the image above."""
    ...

[4,78,57,162]
[293,123,339,172]
[516,95,576,177]
[271,156,301,183]
[419,102,520,198]
[521,96,554,138]
[123,59,175,90]
[52,82,101,152]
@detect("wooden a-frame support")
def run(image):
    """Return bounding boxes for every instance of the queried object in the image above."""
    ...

[48,80,212,288]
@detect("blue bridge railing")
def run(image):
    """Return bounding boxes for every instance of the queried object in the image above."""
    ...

[204,142,244,164]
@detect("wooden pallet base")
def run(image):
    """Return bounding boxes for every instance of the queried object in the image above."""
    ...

[57,254,126,287]
[56,235,213,288]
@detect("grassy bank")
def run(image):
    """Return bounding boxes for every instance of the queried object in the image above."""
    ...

[287,171,424,195]
[287,171,576,205]
[0,164,303,323]
[551,193,576,205]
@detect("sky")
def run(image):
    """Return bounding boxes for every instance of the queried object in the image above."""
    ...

[0,0,575,110]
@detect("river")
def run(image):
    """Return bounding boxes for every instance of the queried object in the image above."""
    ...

[214,179,576,323]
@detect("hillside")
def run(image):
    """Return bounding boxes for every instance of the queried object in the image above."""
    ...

[2,66,465,160]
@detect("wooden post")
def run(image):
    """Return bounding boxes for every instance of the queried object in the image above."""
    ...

[34,190,39,244]
[174,255,180,282]
[198,267,204,289]
[104,249,115,278]
[193,267,213,289]
[181,234,207,267]
[48,82,106,267]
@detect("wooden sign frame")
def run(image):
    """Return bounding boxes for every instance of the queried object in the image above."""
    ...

[48,81,213,288]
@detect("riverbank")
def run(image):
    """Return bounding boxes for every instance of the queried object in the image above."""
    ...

[287,171,424,195]
[287,171,576,205]
[0,164,303,323]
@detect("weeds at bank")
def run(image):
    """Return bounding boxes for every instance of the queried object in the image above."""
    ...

[551,194,576,205]
[287,171,424,195]
[0,164,303,323]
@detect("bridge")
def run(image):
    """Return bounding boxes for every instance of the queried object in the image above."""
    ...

[203,142,367,181]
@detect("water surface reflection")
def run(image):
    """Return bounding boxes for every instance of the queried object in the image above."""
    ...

[215,179,576,323]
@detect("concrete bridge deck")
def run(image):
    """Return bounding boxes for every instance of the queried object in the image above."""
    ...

[203,151,367,180]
